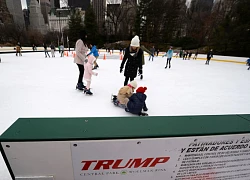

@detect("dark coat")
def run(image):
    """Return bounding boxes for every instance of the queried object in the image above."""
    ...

[120,46,143,78]
[207,51,213,59]
[127,93,147,115]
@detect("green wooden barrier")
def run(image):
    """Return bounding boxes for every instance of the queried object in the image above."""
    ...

[1,114,250,180]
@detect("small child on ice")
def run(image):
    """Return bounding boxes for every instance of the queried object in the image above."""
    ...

[83,55,98,95]
[112,80,137,108]
[125,86,148,116]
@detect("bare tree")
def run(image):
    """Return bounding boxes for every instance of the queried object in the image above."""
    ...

[105,0,136,40]
[4,24,26,43]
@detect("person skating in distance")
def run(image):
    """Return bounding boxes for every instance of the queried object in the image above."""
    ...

[163,46,174,69]
[205,49,213,65]
[246,58,250,70]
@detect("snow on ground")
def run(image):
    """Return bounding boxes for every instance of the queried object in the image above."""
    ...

[0,52,250,179]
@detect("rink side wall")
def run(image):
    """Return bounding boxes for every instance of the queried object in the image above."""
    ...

[0,47,248,64]
[1,115,250,180]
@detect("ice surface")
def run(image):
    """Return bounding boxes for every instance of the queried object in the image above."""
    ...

[0,51,250,179]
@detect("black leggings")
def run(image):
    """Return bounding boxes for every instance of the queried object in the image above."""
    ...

[77,64,84,83]
[166,58,172,67]
[124,76,134,86]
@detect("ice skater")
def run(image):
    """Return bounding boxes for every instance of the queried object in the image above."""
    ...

[87,44,99,70]
[83,55,98,95]
[193,51,198,60]
[125,86,148,116]
[60,44,64,57]
[50,43,56,57]
[120,35,143,86]
[148,46,155,61]
[205,49,213,65]
[74,30,88,91]
[16,42,22,56]
[112,80,137,109]
[246,58,250,70]
[163,46,174,69]
[43,43,50,58]
[183,51,188,60]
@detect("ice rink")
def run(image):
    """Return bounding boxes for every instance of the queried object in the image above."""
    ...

[0,51,250,179]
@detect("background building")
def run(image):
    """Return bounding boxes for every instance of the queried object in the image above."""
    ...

[0,0,14,25]
[23,9,30,29]
[106,3,120,35]
[6,0,25,28]
[29,0,47,34]
[26,0,39,9]
[92,0,106,32]
[40,0,51,24]
[120,0,137,37]
[48,8,71,32]
[68,0,90,11]
[50,0,60,9]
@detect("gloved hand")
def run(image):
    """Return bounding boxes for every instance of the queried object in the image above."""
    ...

[151,54,154,57]
[120,68,123,73]
[138,69,142,76]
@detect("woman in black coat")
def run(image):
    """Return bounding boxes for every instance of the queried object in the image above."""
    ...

[120,35,143,86]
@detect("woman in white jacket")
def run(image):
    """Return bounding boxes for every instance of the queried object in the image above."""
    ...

[74,30,88,90]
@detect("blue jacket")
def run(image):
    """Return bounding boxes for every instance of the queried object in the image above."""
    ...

[127,93,147,115]
[166,49,173,58]
[247,58,250,64]
[87,45,99,57]
[163,49,173,58]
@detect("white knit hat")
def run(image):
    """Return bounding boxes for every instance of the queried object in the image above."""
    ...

[130,35,140,47]
[129,80,137,89]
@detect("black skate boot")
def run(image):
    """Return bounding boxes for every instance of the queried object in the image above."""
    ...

[85,89,93,95]
[76,82,85,91]
[112,95,117,102]
[143,107,148,112]
[140,75,143,80]
[138,112,148,116]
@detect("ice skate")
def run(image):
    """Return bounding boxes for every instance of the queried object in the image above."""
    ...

[84,89,93,95]
[140,75,143,80]
[111,94,117,101]
[139,112,148,116]
[76,82,85,91]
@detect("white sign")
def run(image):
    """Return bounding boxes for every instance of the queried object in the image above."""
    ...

[71,134,250,180]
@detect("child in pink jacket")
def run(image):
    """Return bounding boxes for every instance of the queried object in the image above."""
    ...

[84,55,98,95]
